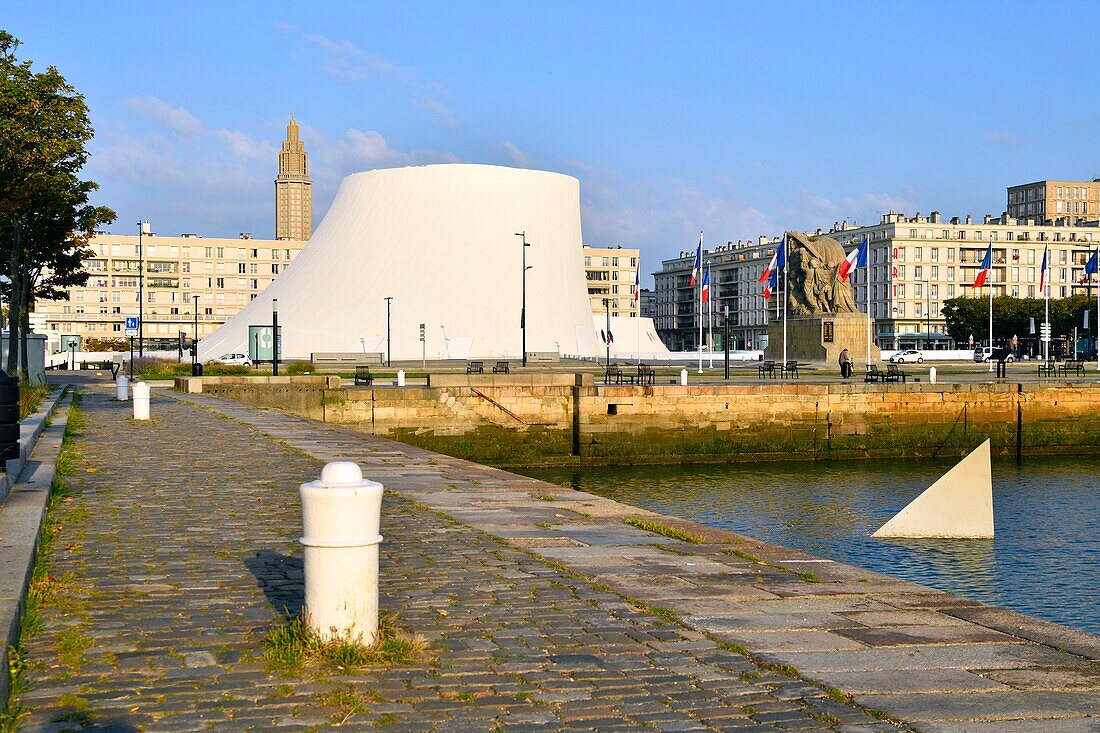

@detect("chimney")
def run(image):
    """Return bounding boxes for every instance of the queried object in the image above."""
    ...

[930,211,941,223]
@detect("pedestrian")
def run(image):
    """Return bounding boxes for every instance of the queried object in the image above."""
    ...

[839,348,852,379]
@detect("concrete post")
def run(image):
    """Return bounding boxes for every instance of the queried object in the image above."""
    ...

[299,461,384,645]
[680,368,688,386]
[132,381,150,420]
[115,374,130,401]
[929,366,937,384]
[397,370,405,387]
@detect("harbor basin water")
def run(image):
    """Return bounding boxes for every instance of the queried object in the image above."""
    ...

[517,456,1100,634]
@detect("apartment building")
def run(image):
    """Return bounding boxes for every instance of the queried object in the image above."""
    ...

[36,232,305,348]
[1006,179,1100,223]
[582,245,640,318]
[655,212,1100,352]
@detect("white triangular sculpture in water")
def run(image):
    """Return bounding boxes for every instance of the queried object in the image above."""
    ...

[873,440,994,539]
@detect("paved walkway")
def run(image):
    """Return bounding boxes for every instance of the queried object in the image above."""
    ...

[13,383,1099,732]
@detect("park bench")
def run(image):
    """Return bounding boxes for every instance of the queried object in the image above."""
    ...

[492,360,510,374]
[864,365,883,383]
[885,363,908,383]
[466,360,484,374]
[780,360,799,379]
[628,364,656,386]
[757,360,776,379]
[604,364,623,384]
[1059,360,1084,377]
[1038,361,1057,377]
[354,365,374,386]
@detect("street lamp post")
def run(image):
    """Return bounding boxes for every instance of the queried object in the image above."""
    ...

[920,280,931,350]
[723,305,730,380]
[192,295,199,376]
[272,298,279,376]
[137,220,148,356]
[384,296,393,367]
[515,231,532,367]
[602,298,611,366]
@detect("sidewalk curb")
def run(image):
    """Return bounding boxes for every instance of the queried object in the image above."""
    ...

[0,387,72,714]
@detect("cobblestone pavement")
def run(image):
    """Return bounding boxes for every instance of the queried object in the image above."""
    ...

[15,387,896,732]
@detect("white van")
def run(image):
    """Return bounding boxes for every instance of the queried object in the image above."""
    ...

[974,347,1014,363]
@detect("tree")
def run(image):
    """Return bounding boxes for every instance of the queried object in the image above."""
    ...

[0,30,114,378]
[943,294,1096,353]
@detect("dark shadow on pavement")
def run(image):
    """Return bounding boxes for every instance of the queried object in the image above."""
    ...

[47,713,139,732]
[245,550,304,619]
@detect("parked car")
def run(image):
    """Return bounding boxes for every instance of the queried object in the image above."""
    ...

[973,347,1015,363]
[889,349,924,364]
[208,352,252,366]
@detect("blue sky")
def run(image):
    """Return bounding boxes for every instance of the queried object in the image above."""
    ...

[7,2,1100,284]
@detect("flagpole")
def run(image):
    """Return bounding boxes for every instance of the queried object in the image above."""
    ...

[1095,257,1099,371]
[988,237,994,373]
[782,232,788,367]
[708,275,714,369]
[636,258,641,366]
[698,232,703,373]
[865,237,871,370]
[1044,267,1050,363]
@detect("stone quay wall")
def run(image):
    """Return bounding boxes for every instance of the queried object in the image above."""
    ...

[175,374,1100,462]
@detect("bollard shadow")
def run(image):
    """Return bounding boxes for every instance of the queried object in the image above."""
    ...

[244,550,304,619]
[44,713,139,732]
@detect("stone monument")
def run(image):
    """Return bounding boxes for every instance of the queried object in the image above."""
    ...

[765,231,880,365]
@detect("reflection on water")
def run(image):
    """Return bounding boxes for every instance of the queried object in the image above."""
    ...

[518,457,1100,634]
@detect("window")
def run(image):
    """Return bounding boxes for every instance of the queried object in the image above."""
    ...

[1027,267,1035,282]
[238,263,246,274]
[250,263,258,274]
[914,265,923,279]
[1027,250,1035,265]
[1011,267,1019,282]
[601,257,609,267]
[898,265,905,279]
[947,266,955,281]
[931,248,939,262]
[216,277,225,288]
[948,248,955,262]
[271,264,279,274]
[250,279,258,289]
[924,229,932,239]
[909,229,918,238]
[584,257,591,266]
[272,249,280,260]
[612,257,619,266]
[948,284,955,297]
[915,247,923,261]
[931,266,939,279]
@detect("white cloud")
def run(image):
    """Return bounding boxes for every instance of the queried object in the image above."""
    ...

[413,97,458,127]
[500,141,530,167]
[302,33,410,83]
[125,96,203,136]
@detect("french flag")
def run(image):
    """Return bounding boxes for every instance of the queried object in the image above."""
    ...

[1039,245,1049,292]
[690,235,701,287]
[839,236,868,282]
[1085,246,1099,278]
[758,233,786,285]
[634,262,640,303]
[763,267,778,300]
[702,265,711,303]
[972,241,993,288]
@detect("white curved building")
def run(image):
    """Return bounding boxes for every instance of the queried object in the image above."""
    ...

[198,164,605,362]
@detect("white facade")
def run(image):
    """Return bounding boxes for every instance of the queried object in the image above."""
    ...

[198,164,603,361]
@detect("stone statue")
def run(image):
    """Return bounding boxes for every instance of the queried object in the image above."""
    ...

[785,231,859,316]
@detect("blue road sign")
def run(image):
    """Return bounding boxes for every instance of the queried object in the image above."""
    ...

[125,317,139,329]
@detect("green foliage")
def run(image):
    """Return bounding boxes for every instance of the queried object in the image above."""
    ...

[0,31,116,378]
[18,380,51,419]
[81,337,129,352]
[943,294,1098,349]
[624,517,703,544]
[283,359,313,375]
[263,613,427,677]
[132,357,252,379]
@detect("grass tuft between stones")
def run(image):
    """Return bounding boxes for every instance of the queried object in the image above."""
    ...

[624,518,703,544]
[263,612,428,676]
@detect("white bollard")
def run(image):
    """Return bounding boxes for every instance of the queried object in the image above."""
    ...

[929,366,937,384]
[115,374,129,401]
[680,368,688,386]
[132,381,150,420]
[397,369,405,387]
[300,462,384,645]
